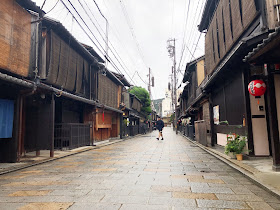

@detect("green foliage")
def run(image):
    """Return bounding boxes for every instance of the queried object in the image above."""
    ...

[170,113,175,122]
[128,86,152,116]
[225,134,247,155]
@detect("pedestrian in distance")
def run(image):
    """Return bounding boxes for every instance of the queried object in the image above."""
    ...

[156,116,164,140]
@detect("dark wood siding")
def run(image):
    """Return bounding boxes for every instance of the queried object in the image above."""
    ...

[98,73,118,109]
[212,70,245,125]
[205,0,257,75]
[46,31,90,96]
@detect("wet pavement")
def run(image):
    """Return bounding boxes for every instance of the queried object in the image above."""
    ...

[0,127,280,210]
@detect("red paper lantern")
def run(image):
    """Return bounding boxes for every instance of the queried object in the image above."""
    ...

[248,80,266,96]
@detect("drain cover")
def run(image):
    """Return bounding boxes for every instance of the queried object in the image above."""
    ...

[199,170,211,173]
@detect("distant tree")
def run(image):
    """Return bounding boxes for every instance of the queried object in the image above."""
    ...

[129,86,152,117]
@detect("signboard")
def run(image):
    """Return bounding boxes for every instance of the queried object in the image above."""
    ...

[213,105,219,125]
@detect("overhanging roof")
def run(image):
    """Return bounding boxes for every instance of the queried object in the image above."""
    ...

[16,0,44,14]
[243,27,280,63]
[198,0,219,32]
[111,72,131,87]
[104,70,124,87]
[183,55,205,83]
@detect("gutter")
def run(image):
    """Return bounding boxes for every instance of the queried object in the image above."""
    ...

[0,72,34,88]
[38,83,123,114]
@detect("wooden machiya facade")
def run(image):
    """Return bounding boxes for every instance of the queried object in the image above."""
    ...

[85,70,124,142]
[242,5,280,170]
[0,0,131,162]
[196,0,280,170]
[0,0,43,162]
[179,56,211,144]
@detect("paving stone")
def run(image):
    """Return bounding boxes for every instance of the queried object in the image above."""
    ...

[151,185,191,193]
[68,203,121,210]
[8,190,51,197]
[191,186,234,194]
[188,177,225,184]
[215,193,263,201]
[148,197,197,207]
[172,192,218,200]
[0,203,28,210]
[246,201,275,210]
[197,199,249,209]
[100,195,149,204]
[18,202,73,210]
[119,204,170,210]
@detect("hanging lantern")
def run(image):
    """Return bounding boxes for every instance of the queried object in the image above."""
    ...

[248,80,266,97]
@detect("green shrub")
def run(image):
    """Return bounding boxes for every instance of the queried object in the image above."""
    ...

[225,134,247,155]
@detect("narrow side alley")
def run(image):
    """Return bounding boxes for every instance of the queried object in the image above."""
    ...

[0,128,279,210]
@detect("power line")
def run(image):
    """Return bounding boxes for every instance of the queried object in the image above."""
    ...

[77,0,136,85]
[177,0,191,69]
[136,71,148,85]
[119,0,148,69]
[179,0,205,71]
[45,0,59,14]
[59,0,137,84]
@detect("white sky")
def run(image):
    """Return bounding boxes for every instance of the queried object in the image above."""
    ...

[33,0,206,99]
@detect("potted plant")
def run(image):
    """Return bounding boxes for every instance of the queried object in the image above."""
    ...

[224,135,236,159]
[225,134,247,160]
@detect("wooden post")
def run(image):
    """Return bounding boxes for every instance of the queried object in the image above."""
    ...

[265,68,280,171]
[120,113,123,139]
[242,66,254,155]
[17,95,24,161]
[50,93,55,158]
[208,93,215,146]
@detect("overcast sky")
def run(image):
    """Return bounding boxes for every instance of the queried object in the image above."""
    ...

[33,0,206,99]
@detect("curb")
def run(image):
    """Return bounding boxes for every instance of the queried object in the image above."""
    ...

[181,134,280,200]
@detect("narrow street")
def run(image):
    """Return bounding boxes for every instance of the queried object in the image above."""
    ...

[0,128,279,210]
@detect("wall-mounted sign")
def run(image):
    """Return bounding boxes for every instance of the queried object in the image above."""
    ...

[213,105,219,125]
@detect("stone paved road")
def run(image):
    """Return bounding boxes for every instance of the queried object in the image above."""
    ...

[0,127,280,210]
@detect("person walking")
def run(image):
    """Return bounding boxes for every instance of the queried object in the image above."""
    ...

[156,117,164,140]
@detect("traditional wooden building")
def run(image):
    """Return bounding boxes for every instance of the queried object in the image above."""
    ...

[90,69,124,142]
[243,12,280,170]
[0,0,43,162]
[197,0,280,170]
[179,56,210,143]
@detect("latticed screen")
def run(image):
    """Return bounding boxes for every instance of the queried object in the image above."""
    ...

[98,74,118,108]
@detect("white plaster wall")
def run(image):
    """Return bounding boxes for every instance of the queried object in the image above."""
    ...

[217,133,227,146]
[250,94,270,156]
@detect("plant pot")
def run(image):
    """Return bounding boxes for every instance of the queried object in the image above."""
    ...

[236,154,243,161]
[227,152,236,159]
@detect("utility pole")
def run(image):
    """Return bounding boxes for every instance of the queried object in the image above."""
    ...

[148,68,151,97]
[167,38,177,134]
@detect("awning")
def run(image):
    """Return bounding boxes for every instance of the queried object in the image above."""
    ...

[243,27,280,63]
[129,113,140,119]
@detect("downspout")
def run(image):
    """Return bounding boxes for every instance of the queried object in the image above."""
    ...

[276,0,280,22]
[17,11,42,161]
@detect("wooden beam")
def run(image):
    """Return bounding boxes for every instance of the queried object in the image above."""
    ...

[265,68,280,171]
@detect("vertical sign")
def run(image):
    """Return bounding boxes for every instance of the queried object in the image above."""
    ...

[213,105,219,125]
